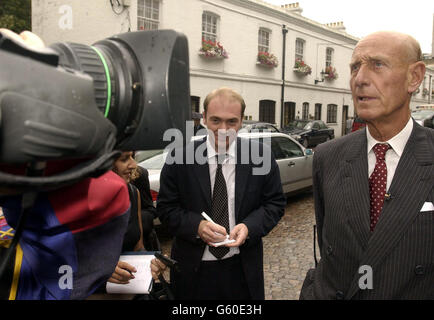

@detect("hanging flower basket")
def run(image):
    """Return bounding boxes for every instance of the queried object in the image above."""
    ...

[257,51,278,68]
[324,65,338,80]
[198,39,228,59]
[293,58,312,76]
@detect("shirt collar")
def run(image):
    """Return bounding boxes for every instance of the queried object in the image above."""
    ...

[366,117,413,157]
[206,135,237,161]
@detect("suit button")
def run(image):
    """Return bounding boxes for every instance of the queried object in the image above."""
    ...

[194,267,199,273]
[415,265,425,275]
[336,291,344,300]
[326,245,333,255]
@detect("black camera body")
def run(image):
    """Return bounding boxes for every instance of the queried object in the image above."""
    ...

[0,30,191,190]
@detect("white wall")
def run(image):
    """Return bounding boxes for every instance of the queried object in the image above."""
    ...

[32,0,359,137]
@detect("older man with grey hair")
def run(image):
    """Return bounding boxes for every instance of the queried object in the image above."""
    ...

[300,31,433,300]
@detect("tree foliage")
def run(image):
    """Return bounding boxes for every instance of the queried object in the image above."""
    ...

[0,0,31,33]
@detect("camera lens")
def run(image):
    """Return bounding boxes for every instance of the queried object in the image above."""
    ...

[50,30,191,151]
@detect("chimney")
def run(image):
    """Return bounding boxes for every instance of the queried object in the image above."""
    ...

[281,2,303,15]
[324,21,346,32]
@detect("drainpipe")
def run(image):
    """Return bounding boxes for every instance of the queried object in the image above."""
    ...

[281,25,288,129]
[429,74,432,104]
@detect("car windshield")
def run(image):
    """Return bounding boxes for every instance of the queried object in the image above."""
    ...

[139,150,166,170]
[412,110,433,120]
[291,121,310,129]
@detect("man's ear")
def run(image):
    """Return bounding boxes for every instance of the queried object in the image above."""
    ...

[408,61,425,94]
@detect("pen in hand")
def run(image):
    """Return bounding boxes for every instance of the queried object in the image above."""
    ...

[126,269,135,279]
[201,212,229,239]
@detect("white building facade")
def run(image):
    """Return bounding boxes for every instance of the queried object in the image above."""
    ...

[32,0,364,137]
[411,65,434,109]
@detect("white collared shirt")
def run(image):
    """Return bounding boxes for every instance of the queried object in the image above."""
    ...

[201,136,239,261]
[367,118,413,191]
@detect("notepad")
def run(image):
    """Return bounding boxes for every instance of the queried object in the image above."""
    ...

[211,235,236,247]
[106,252,154,294]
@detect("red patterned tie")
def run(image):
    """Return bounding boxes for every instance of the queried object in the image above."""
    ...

[369,143,390,231]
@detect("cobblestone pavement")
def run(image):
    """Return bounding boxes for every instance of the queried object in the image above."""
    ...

[158,191,316,300]
[263,192,316,300]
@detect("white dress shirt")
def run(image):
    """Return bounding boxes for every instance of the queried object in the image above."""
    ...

[367,118,413,192]
[201,136,240,261]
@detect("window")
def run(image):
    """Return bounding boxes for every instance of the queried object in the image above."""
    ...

[271,137,304,160]
[137,0,160,31]
[295,38,305,61]
[326,47,334,68]
[259,100,276,124]
[191,96,200,113]
[302,102,309,120]
[284,102,296,125]
[327,104,338,123]
[258,28,270,53]
[314,103,322,120]
[202,12,218,43]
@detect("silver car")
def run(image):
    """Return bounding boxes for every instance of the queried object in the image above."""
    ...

[137,132,313,200]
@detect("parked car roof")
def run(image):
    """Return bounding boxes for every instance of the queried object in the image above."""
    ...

[239,121,280,133]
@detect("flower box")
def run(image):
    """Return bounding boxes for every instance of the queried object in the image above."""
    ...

[293,58,311,76]
[257,51,278,68]
[199,39,228,59]
[324,66,338,80]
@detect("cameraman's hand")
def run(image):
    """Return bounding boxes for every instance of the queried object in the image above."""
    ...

[0,29,45,49]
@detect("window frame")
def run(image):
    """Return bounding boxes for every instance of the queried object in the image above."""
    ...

[295,38,305,61]
[314,103,322,120]
[137,0,160,31]
[327,104,338,123]
[302,102,309,120]
[258,28,271,53]
[259,100,276,124]
[202,11,219,43]
[326,47,334,68]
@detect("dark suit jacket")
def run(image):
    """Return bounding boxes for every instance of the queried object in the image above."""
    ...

[157,137,286,299]
[132,166,157,237]
[300,121,434,299]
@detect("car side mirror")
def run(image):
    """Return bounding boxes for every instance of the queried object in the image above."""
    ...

[305,149,313,156]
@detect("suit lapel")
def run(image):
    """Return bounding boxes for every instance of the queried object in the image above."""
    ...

[192,138,212,209]
[235,138,251,221]
[346,122,433,299]
[343,130,371,249]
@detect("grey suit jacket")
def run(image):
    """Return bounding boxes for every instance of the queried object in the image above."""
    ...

[300,120,434,299]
